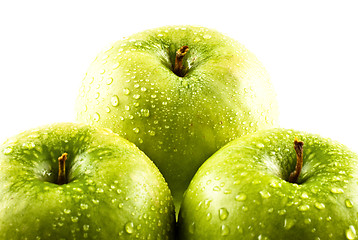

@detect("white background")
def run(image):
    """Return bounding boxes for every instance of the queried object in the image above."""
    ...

[0,1,357,153]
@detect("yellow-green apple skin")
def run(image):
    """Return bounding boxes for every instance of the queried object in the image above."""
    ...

[0,123,175,239]
[75,25,279,211]
[178,128,358,239]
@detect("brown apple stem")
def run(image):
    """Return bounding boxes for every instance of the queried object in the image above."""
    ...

[288,138,304,184]
[57,153,68,185]
[173,46,189,77]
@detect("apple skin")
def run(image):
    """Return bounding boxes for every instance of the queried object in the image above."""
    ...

[0,123,175,239]
[178,128,358,239]
[75,25,279,210]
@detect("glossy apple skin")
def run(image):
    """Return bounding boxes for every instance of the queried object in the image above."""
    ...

[75,25,279,210]
[178,128,358,239]
[0,123,175,240]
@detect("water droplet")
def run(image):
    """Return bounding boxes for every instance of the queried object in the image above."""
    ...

[304,218,312,225]
[123,88,130,95]
[93,113,100,122]
[141,109,150,117]
[111,95,119,106]
[346,199,354,208]
[284,218,296,230]
[346,225,357,239]
[206,213,212,221]
[112,62,120,69]
[3,147,13,154]
[64,209,71,214]
[71,216,79,222]
[314,202,326,210]
[106,77,113,85]
[133,128,140,134]
[331,187,344,194]
[23,142,35,149]
[256,143,265,148]
[301,192,309,199]
[83,225,89,231]
[298,204,310,212]
[133,94,140,100]
[189,222,195,234]
[260,190,271,199]
[80,203,89,210]
[124,221,134,234]
[219,208,229,220]
[269,181,282,188]
[278,209,287,215]
[235,193,247,201]
[148,130,156,136]
[221,225,230,236]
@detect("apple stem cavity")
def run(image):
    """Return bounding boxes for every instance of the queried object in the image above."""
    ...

[173,46,189,77]
[57,153,68,185]
[288,138,304,184]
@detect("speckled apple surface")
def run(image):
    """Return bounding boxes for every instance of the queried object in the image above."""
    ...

[0,123,175,239]
[178,128,358,239]
[75,25,279,211]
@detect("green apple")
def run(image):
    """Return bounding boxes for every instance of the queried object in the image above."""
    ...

[75,25,279,211]
[0,123,175,239]
[178,128,358,239]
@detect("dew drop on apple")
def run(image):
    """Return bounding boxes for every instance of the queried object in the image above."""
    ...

[63,209,71,214]
[297,204,310,212]
[140,108,150,117]
[124,221,134,234]
[331,187,344,194]
[256,143,265,148]
[93,113,100,122]
[106,77,113,85]
[346,225,357,239]
[259,190,271,199]
[111,95,119,106]
[269,180,281,188]
[83,225,90,231]
[219,208,229,220]
[3,147,13,155]
[314,202,325,210]
[80,203,89,210]
[123,88,130,95]
[23,142,35,149]
[188,222,195,234]
[283,218,296,230]
[133,128,140,133]
[235,193,247,201]
[220,225,230,236]
[346,199,354,208]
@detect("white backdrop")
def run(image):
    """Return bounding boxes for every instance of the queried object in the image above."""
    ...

[1,0,357,153]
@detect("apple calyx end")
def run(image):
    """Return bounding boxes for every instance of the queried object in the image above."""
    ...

[57,153,68,185]
[173,46,189,77]
[288,138,304,184]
